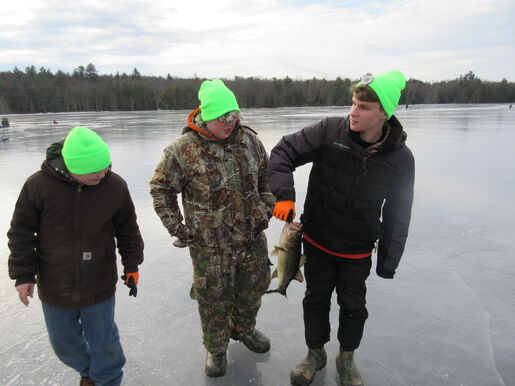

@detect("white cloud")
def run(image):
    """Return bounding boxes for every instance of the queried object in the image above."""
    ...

[0,0,513,81]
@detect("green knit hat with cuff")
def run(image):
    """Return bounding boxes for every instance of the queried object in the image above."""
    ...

[62,126,111,175]
[358,70,406,118]
[198,79,240,122]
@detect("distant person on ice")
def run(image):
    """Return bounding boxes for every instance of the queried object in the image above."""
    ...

[150,79,275,377]
[267,71,415,386]
[7,126,144,386]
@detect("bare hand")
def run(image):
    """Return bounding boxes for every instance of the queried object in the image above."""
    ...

[16,283,35,306]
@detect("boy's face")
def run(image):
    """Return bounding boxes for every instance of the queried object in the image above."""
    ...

[70,168,109,186]
[349,96,387,135]
[205,118,237,140]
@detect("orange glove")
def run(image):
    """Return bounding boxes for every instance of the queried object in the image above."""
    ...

[121,272,139,297]
[272,200,295,222]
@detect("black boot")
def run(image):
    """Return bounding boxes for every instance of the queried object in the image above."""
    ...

[237,329,270,353]
[205,351,227,377]
[290,347,327,386]
[335,350,364,386]
[80,375,95,386]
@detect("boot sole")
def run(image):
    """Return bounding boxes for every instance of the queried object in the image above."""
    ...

[243,344,270,353]
[291,372,313,386]
[241,338,271,353]
[205,370,226,378]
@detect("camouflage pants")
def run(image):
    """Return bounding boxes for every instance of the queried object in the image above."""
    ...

[189,232,271,353]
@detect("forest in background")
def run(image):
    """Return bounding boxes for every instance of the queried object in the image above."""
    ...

[1,64,514,114]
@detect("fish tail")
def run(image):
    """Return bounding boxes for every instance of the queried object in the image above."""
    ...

[265,289,287,297]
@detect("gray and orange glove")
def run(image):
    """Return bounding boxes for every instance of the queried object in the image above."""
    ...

[121,272,139,297]
[272,200,295,222]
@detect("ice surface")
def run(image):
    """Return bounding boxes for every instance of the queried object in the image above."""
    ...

[1,104,514,385]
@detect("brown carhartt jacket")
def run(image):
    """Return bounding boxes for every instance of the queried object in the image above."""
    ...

[8,141,144,308]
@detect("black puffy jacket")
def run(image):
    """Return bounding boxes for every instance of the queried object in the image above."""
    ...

[8,141,144,308]
[268,115,414,278]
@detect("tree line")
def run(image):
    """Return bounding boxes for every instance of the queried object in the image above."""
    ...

[0,64,513,114]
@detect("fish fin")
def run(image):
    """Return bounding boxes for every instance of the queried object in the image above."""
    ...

[294,270,304,283]
[299,254,307,268]
[271,269,278,279]
[265,289,287,297]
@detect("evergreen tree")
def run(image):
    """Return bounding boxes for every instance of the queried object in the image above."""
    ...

[0,66,513,114]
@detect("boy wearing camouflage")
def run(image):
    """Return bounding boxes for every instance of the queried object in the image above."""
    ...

[150,79,275,377]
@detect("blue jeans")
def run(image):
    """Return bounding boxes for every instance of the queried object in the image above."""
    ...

[41,296,125,386]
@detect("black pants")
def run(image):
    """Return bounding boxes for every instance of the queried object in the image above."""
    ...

[303,253,372,351]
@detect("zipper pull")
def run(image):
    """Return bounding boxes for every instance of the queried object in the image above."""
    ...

[362,156,368,176]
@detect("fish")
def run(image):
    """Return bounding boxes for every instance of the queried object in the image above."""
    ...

[266,221,305,297]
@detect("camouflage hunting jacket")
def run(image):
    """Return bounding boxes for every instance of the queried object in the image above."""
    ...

[150,110,276,249]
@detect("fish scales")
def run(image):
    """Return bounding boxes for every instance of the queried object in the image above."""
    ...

[266,221,305,297]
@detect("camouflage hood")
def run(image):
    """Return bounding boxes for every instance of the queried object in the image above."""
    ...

[184,108,218,140]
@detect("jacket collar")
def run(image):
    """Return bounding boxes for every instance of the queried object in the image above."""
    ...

[42,140,74,182]
[346,114,406,155]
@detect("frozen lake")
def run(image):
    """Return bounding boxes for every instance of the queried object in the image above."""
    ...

[1,104,514,386]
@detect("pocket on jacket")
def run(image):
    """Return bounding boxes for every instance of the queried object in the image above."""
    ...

[190,276,206,300]
[79,247,116,284]
[38,248,74,286]
[190,246,224,300]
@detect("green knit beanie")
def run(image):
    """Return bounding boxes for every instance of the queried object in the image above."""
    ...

[62,126,111,175]
[198,79,240,121]
[359,71,406,118]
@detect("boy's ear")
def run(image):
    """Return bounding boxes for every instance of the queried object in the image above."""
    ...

[379,106,388,120]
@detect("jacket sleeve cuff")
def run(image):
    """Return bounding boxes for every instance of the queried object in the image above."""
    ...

[123,266,139,274]
[15,276,37,286]
[376,267,394,279]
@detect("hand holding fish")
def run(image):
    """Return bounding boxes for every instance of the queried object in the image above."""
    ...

[272,200,295,222]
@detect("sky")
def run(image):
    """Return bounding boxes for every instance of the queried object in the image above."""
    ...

[1,0,514,82]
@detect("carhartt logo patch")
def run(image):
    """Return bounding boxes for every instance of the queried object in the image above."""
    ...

[82,252,92,261]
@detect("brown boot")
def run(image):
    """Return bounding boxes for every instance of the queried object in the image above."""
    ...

[290,347,327,386]
[237,329,270,353]
[335,350,364,386]
[80,375,95,386]
[205,351,227,377]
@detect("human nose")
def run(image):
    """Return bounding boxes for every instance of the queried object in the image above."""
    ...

[350,104,358,116]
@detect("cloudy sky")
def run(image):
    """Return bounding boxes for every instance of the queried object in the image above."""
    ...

[2,0,514,82]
